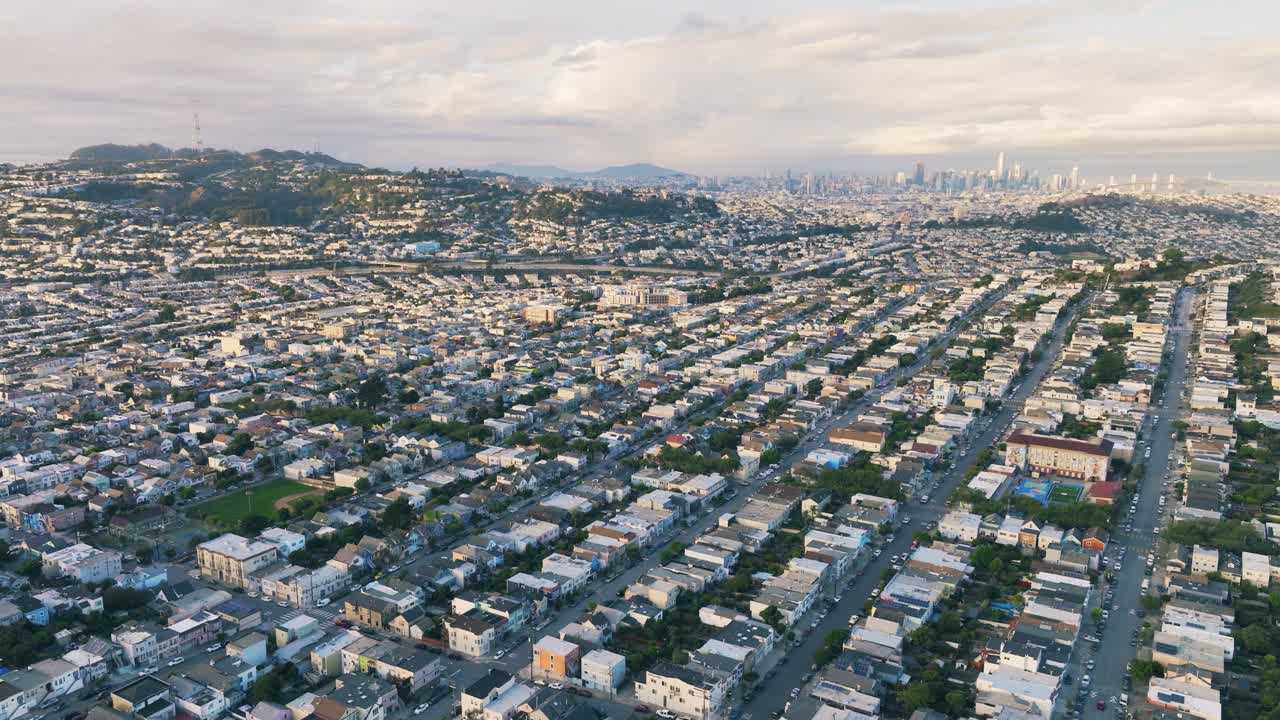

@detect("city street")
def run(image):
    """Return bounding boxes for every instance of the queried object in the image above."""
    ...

[1079,287,1195,720]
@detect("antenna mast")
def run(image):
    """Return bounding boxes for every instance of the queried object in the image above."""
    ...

[192,100,205,159]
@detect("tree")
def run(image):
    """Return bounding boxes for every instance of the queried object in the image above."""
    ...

[1241,624,1272,655]
[897,681,934,712]
[226,432,253,456]
[251,670,285,703]
[356,374,389,408]
[18,559,42,579]
[239,514,271,535]
[945,690,969,715]
[760,605,784,632]
[0,540,9,564]
[137,546,155,565]
[1091,607,1104,623]
[382,498,414,531]
[355,477,371,492]
[1128,658,1164,684]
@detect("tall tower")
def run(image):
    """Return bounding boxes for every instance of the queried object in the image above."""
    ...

[913,161,925,186]
[995,151,1005,180]
[1069,164,1080,189]
[191,100,205,158]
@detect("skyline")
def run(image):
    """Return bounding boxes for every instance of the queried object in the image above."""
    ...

[4,1,1280,180]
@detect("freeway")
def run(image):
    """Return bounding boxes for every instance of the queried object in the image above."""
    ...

[1075,287,1195,720]
[417,285,1012,719]
[761,292,1092,720]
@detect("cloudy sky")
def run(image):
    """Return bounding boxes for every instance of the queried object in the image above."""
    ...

[4,0,1278,179]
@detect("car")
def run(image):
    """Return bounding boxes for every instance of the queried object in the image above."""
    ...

[205,644,220,653]
[247,591,259,598]
[802,673,812,682]
[550,682,564,690]
[494,650,506,659]
[1081,675,1091,686]
[167,658,184,667]
[317,598,331,607]
[656,711,676,719]
[277,600,289,607]
[790,688,801,698]
[1097,700,1106,710]
[635,706,649,713]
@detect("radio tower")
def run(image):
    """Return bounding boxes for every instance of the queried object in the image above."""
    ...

[191,101,205,159]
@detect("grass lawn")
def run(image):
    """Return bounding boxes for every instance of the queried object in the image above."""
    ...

[196,478,311,525]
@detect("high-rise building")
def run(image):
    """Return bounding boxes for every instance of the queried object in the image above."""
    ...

[995,152,1005,180]
[1069,165,1080,189]
[913,161,925,185]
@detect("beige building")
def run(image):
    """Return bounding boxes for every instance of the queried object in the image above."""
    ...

[1005,432,1112,482]
[196,534,279,589]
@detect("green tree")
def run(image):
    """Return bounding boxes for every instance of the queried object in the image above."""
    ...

[382,498,414,531]
[1241,624,1272,654]
[356,374,389,408]
[897,681,934,712]
[760,605,784,632]
[239,514,271,535]
[1128,658,1164,684]
[945,690,969,715]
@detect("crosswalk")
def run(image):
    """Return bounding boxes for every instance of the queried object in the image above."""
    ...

[278,606,339,623]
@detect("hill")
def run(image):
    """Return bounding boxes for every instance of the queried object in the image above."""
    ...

[481,161,688,180]
[69,143,174,163]
[591,163,686,179]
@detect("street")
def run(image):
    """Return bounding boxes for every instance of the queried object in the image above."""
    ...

[1076,287,1194,720]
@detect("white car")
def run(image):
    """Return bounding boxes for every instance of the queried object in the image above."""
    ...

[413,704,429,715]
[656,711,676,719]
[317,598,331,608]
[205,644,220,653]
[167,657,185,667]
[494,650,506,660]
[550,682,565,690]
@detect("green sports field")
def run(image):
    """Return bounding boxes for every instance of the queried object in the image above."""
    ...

[196,478,311,525]
[1048,483,1083,505]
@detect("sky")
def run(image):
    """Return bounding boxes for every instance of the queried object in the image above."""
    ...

[3,0,1279,180]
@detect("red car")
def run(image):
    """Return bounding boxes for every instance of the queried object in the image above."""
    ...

[1096,700,1106,710]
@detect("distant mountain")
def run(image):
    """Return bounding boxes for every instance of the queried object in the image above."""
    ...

[245,148,359,168]
[484,163,578,179]
[66,143,358,169]
[69,143,173,163]
[482,161,688,180]
[591,163,687,179]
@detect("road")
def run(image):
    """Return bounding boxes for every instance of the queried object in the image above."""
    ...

[415,285,1013,720]
[764,292,1092,720]
[1076,286,1195,720]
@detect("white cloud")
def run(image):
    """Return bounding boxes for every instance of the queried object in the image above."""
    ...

[1,1,1278,174]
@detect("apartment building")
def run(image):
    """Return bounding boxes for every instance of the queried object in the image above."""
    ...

[196,534,279,589]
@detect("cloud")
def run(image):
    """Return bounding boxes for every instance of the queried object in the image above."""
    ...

[1,1,1277,174]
